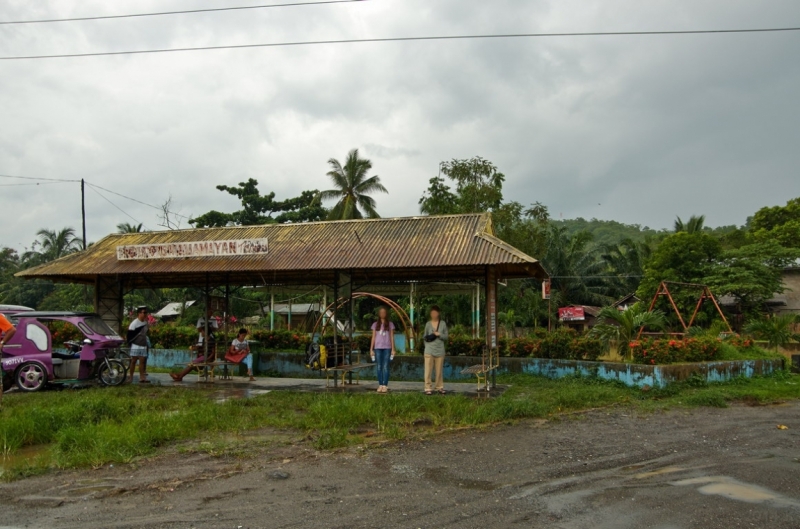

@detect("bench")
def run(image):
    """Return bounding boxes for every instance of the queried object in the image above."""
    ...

[320,342,372,387]
[175,361,239,383]
[461,364,497,391]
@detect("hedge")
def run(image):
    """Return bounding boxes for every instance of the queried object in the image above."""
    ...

[147,325,310,350]
[629,338,723,365]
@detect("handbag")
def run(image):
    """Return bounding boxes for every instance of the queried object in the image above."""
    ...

[225,351,248,364]
[424,321,440,343]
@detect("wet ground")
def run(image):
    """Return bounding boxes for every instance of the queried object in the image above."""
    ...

[0,401,798,528]
[141,372,500,397]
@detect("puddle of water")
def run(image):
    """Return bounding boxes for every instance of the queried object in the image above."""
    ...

[672,476,800,509]
[213,388,271,403]
[0,445,51,476]
[635,466,685,479]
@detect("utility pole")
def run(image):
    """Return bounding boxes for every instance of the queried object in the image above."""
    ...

[81,179,87,250]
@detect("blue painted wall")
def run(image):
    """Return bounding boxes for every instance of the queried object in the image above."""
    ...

[145,350,784,388]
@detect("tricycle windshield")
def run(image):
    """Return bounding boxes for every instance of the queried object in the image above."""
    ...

[82,316,117,336]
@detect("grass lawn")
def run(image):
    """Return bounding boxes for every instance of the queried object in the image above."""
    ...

[1,370,798,481]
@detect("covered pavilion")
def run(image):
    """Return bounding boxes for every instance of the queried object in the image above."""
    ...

[17,213,548,388]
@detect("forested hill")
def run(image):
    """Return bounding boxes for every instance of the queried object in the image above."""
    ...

[552,218,664,246]
[552,218,744,247]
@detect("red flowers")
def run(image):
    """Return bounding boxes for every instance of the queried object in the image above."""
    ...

[630,337,723,365]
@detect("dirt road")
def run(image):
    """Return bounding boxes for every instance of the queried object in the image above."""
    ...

[1,401,798,529]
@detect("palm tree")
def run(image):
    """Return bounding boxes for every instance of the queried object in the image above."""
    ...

[24,228,81,265]
[317,148,387,220]
[542,225,609,306]
[674,215,706,234]
[498,309,522,338]
[589,303,668,358]
[600,238,652,299]
[744,314,799,352]
[117,222,143,233]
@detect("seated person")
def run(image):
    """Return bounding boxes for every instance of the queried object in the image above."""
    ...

[170,323,216,382]
[225,328,255,381]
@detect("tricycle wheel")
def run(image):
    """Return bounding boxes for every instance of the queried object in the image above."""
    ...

[15,362,47,392]
[98,359,127,387]
[2,372,12,392]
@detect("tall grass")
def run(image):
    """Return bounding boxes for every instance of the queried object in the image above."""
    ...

[1,370,798,480]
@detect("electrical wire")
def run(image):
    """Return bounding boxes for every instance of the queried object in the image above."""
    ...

[0,0,368,25]
[85,181,192,220]
[86,184,147,228]
[1,27,798,61]
[0,181,72,187]
[0,174,80,182]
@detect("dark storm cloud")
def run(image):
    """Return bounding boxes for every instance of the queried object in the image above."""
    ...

[1,0,799,249]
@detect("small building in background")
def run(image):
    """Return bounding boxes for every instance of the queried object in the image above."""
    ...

[154,300,196,322]
[558,305,602,332]
[612,293,640,312]
[771,267,800,319]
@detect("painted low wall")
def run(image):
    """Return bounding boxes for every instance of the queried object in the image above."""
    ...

[145,350,786,388]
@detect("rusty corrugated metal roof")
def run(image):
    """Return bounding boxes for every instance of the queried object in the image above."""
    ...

[17,213,547,285]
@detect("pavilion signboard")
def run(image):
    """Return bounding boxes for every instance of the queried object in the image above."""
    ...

[116,238,269,261]
[558,306,586,322]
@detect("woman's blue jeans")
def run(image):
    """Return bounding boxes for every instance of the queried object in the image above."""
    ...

[374,349,392,386]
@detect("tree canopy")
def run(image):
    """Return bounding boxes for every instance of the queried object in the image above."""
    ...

[317,149,387,220]
[190,179,327,228]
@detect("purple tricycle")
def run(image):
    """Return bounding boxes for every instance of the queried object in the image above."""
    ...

[1,311,127,392]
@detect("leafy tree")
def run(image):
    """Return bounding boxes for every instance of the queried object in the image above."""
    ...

[744,314,800,351]
[749,197,800,248]
[317,149,387,220]
[674,215,706,234]
[637,231,722,326]
[704,241,800,316]
[117,222,143,233]
[191,179,327,228]
[589,303,668,358]
[419,157,504,215]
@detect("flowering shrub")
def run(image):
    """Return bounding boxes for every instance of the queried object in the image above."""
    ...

[445,329,604,361]
[727,336,755,349]
[250,329,310,350]
[629,337,723,365]
[144,325,311,350]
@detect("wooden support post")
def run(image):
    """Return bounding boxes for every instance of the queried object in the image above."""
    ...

[409,283,415,353]
[486,266,498,390]
[332,272,339,387]
[269,289,275,331]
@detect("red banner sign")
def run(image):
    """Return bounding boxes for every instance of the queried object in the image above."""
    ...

[558,306,585,322]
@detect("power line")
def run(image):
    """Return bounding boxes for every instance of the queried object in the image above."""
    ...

[86,184,147,229]
[1,27,798,61]
[85,181,192,220]
[0,181,72,187]
[0,0,368,25]
[0,173,80,183]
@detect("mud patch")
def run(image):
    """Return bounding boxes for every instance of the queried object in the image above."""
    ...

[672,476,800,509]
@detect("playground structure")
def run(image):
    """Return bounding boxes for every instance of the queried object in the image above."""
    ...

[637,281,734,339]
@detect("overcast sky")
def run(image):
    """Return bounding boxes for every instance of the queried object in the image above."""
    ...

[1,0,799,251]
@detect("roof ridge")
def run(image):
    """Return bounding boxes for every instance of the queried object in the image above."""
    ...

[106,212,490,237]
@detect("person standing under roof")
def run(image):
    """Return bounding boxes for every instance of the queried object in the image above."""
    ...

[423,305,448,395]
[127,306,150,384]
